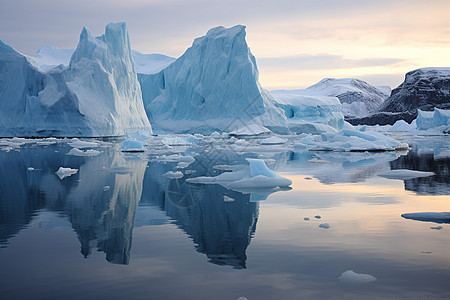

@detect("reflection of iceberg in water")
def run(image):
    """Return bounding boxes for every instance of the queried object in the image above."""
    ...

[0,143,147,264]
[141,156,260,269]
[390,150,450,195]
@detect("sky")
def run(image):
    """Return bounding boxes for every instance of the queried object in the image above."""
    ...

[1,0,449,90]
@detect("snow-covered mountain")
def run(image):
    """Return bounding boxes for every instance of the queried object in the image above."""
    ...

[306,78,389,118]
[27,46,175,75]
[273,78,388,121]
[0,22,151,137]
[138,25,289,134]
[351,68,450,125]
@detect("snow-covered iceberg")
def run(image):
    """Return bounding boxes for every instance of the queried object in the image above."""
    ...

[138,25,288,135]
[0,22,151,137]
[416,108,450,132]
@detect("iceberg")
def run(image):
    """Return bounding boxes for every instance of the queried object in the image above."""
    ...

[0,22,151,137]
[270,90,344,134]
[416,108,450,132]
[55,167,78,179]
[338,270,377,283]
[138,25,288,134]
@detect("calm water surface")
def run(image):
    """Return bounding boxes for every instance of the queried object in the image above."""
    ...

[0,134,449,300]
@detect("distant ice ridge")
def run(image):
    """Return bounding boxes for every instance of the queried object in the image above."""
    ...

[28,46,175,75]
[0,22,151,137]
[138,25,289,135]
[372,108,450,134]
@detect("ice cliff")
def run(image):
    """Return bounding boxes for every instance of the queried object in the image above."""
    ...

[138,25,288,134]
[0,22,151,137]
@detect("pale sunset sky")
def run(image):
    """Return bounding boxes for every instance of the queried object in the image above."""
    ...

[1,0,449,89]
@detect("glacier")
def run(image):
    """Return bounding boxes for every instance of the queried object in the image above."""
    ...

[138,25,289,135]
[0,23,151,137]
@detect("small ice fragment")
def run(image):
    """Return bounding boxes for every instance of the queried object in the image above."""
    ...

[315,215,321,219]
[236,297,248,300]
[304,217,310,221]
[67,148,101,156]
[103,186,110,191]
[27,167,34,171]
[338,270,376,283]
[319,223,330,229]
[430,226,443,230]
[55,167,78,179]
[164,171,183,179]
[224,195,235,202]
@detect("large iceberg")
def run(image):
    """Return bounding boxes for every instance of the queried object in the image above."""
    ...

[0,22,151,137]
[138,25,288,134]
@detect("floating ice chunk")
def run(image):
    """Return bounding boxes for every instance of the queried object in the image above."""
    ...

[67,148,101,156]
[313,129,408,151]
[378,169,435,180]
[210,131,221,138]
[319,223,330,229]
[224,195,235,202]
[187,158,291,190]
[27,167,35,171]
[55,167,78,179]
[68,139,99,149]
[401,212,450,224]
[388,120,412,132]
[36,138,58,145]
[103,186,110,191]
[164,171,184,179]
[339,270,376,283]
[120,140,145,152]
[259,136,287,145]
[127,130,153,142]
[161,135,198,146]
